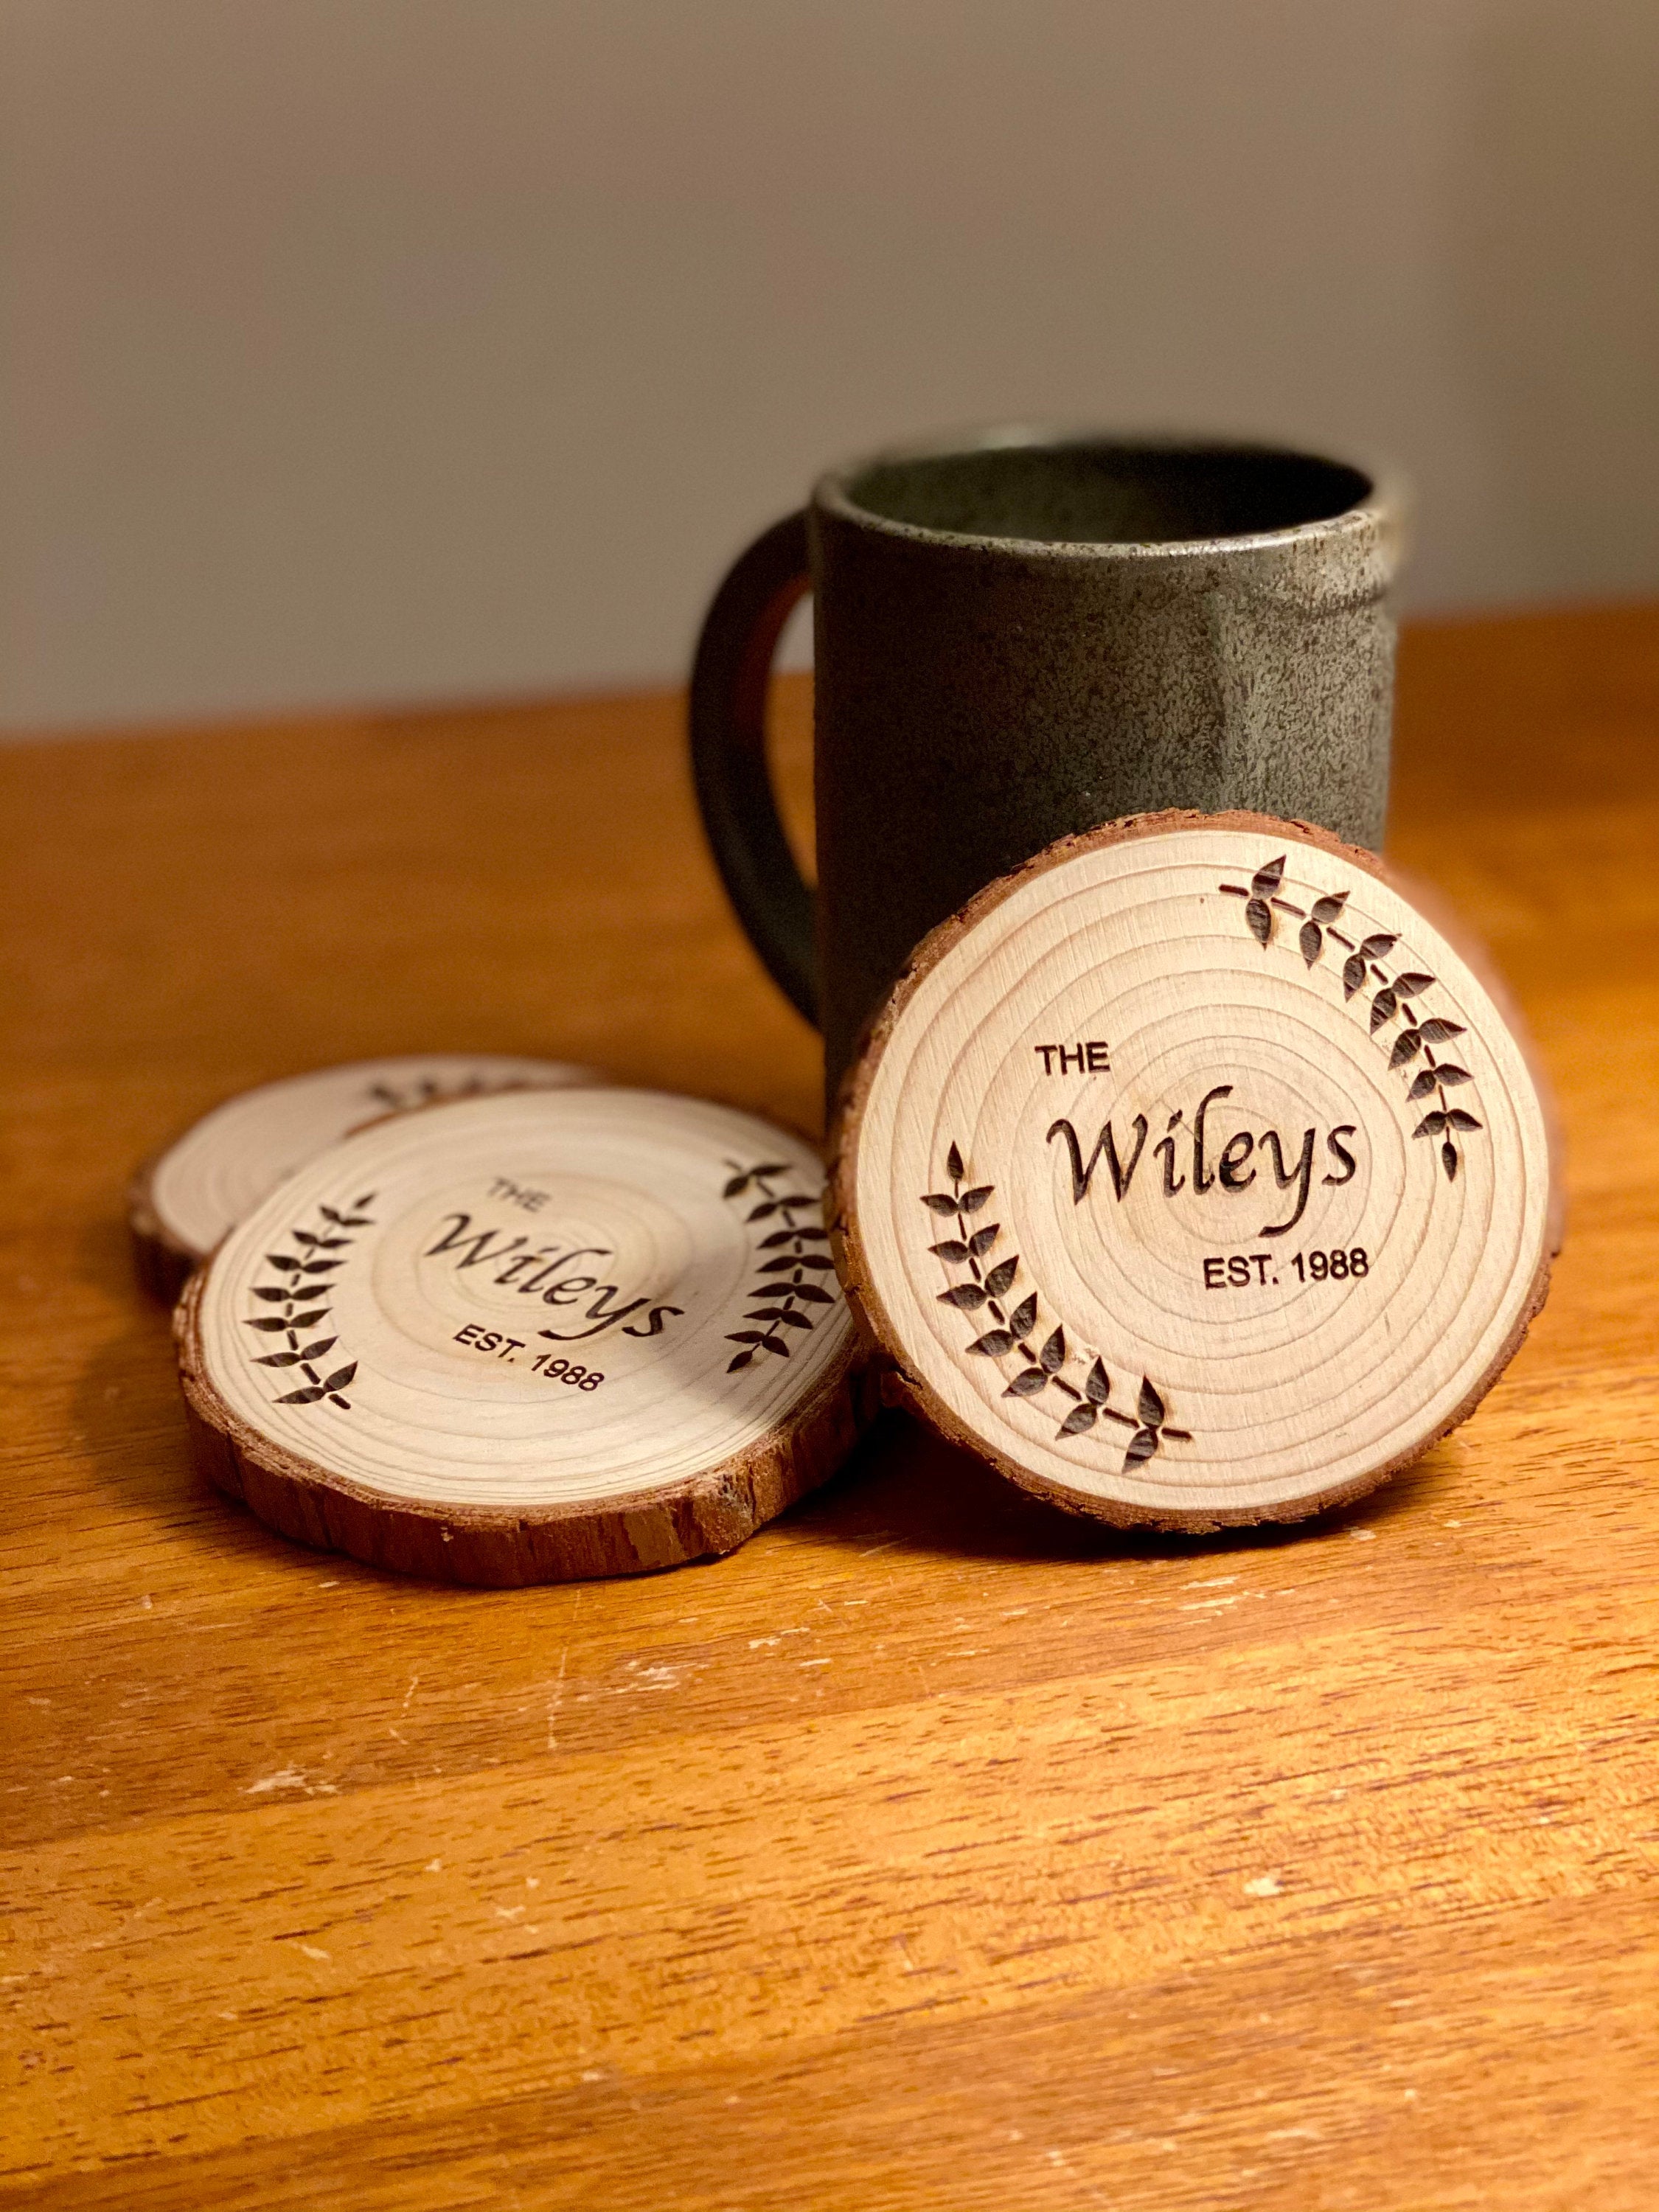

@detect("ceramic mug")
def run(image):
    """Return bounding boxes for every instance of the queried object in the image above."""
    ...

[689,427,1405,1104]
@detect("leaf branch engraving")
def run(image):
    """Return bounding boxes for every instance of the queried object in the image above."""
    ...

[363,1070,536,1114]
[721,1161,836,1373]
[242,1194,375,1408]
[922,1144,1189,1472]
[1220,854,1484,1183]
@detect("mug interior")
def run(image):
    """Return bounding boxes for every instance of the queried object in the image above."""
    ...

[842,439,1372,546]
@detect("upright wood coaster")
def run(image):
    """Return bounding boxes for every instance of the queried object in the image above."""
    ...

[830,812,1557,1531]
[176,1088,863,1584]
[130,1054,598,1301]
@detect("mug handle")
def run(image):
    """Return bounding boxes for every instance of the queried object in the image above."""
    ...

[689,511,818,1026]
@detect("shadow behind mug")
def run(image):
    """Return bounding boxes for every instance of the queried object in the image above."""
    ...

[689,429,1405,1107]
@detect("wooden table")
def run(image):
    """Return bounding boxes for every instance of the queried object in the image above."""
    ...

[4,608,1657,2210]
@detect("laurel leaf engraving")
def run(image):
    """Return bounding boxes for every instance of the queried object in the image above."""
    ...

[1435,1064,1473,1086]
[1246,897,1273,946]
[726,1330,765,1346]
[745,1200,779,1221]
[1299,920,1323,966]
[968,1225,1001,1257]
[1442,1141,1458,1181]
[727,1351,753,1371]
[1085,1357,1110,1405]
[921,1193,959,1214]
[1394,971,1435,996]
[1311,892,1348,924]
[939,1283,987,1310]
[1007,1294,1038,1340]
[1343,953,1366,1000]
[254,1351,305,1366]
[1040,1326,1066,1374]
[1370,989,1398,1032]
[1406,1068,1439,1100]
[1057,1402,1099,1438]
[244,1316,293,1332]
[1419,1018,1466,1045]
[928,1237,970,1264]
[1004,1368,1048,1398]
[1446,1108,1483,1131]
[959,1185,995,1213]
[790,1283,836,1304]
[276,1385,328,1405]
[1138,1376,1166,1426]
[1414,1111,1448,1137]
[1251,855,1286,897]
[265,1254,302,1273]
[1359,933,1398,961]
[984,1256,1020,1298]
[1124,1427,1160,1469]
[967,1329,1017,1358]
[723,1172,752,1199]
[1389,1028,1422,1069]
[946,1141,965,1182]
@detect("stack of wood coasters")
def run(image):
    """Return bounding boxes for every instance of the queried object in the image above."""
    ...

[173,1086,863,1584]
[131,1054,597,1301]
[829,812,1558,1531]
[154,811,1558,1582]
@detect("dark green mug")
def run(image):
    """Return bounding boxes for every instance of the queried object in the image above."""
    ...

[690,428,1405,1107]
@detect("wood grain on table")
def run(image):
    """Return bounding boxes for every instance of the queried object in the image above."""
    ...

[3,607,1657,2211]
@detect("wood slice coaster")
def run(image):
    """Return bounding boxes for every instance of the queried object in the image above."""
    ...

[830,811,1557,1531]
[176,1088,863,1584]
[131,1054,598,1301]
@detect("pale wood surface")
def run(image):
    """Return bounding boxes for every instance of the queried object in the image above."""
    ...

[831,813,1554,1529]
[3,609,1658,2209]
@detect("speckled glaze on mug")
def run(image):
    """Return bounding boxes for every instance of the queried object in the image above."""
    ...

[689,428,1407,1105]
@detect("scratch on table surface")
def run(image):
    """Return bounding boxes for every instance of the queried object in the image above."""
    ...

[244,1767,338,1797]
[1245,1874,1284,1897]
[547,1647,568,1750]
[400,1673,420,1711]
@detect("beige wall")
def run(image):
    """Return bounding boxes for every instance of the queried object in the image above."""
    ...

[3,0,1657,731]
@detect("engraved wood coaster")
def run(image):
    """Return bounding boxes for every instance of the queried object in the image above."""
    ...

[130,1054,599,1301]
[176,1088,864,1584]
[830,811,1557,1531]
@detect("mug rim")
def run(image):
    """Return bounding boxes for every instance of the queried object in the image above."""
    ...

[813,422,1406,561]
